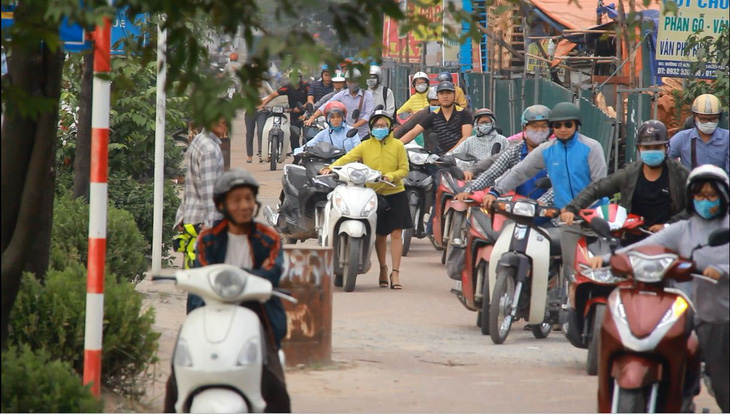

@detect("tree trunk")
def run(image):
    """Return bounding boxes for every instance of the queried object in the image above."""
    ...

[73,51,94,201]
[0,4,65,347]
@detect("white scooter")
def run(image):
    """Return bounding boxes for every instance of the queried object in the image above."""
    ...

[318,163,393,292]
[260,105,291,171]
[153,265,297,413]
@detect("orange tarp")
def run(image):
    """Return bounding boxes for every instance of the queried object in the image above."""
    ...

[527,0,660,31]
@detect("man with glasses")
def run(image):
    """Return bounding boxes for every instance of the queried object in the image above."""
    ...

[669,94,729,174]
[483,102,607,290]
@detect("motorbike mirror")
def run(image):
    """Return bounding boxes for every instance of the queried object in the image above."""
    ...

[295,102,304,111]
[609,254,632,276]
[374,104,384,111]
[306,103,314,114]
[535,177,552,190]
[346,129,359,138]
[589,217,612,239]
[491,142,502,156]
[708,228,730,247]
[351,109,361,121]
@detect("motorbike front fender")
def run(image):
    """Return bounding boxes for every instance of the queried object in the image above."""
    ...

[338,220,367,238]
[611,354,662,389]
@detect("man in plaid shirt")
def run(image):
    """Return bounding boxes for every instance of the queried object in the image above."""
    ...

[455,105,555,205]
[174,117,227,233]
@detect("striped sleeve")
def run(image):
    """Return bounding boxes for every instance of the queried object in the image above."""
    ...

[465,143,521,193]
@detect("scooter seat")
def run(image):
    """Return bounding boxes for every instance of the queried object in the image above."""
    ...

[284,165,308,190]
[545,227,562,256]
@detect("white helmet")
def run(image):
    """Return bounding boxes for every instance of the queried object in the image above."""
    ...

[427,86,438,101]
[345,68,362,80]
[370,65,382,79]
[691,94,722,115]
[332,70,346,82]
[412,71,429,86]
[686,164,729,216]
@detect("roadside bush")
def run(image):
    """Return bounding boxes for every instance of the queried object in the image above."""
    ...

[8,264,160,397]
[51,192,148,283]
[1,344,104,413]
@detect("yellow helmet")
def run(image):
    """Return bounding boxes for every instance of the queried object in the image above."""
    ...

[691,94,722,115]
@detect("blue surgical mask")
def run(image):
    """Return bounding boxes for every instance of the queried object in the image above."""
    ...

[330,124,344,132]
[430,106,440,112]
[693,199,721,220]
[372,127,389,140]
[640,150,665,167]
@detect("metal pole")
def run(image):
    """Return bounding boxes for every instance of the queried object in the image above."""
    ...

[151,24,167,275]
[84,10,111,399]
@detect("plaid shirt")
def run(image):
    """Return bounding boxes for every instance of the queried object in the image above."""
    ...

[174,130,224,228]
[466,141,554,205]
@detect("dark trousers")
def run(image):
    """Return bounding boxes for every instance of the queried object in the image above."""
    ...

[289,119,303,151]
[697,321,730,412]
[245,110,268,157]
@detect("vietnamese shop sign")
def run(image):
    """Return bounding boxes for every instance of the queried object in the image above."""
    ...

[655,0,728,79]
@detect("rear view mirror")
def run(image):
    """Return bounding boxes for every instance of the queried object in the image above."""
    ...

[708,228,730,247]
[294,102,304,111]
[590,217,612,239]
[352,109,361,121]
[374,104,384,111]
[490,142,502,156]
[306,103,314,114]
[346,129,359,138]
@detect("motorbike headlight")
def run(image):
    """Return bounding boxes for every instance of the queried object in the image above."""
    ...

[333,192,350,215]
[627,252,677,283]
[272,106,284,113]
[583,267,625,284]
[349,167,368,185]
[174,338,193,367]
[237,338,260,366]
[208,269,245,299]
[512,201,536,217]
[409,151,428,165]
[361,194,377,216]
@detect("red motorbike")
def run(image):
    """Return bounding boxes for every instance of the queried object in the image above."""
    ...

[592,219,729,413]
[564,204,645,376]
[449,191,519,334]
[430,154,478,264]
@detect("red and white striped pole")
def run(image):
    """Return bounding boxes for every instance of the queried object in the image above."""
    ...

[83,14,111,398]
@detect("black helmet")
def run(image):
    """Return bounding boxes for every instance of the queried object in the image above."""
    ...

[213,169,260,207]
[636,120,669,146]
[368,110,394,131]
[436,80,455,92]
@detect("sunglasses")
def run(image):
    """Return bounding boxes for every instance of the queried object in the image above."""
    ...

[551,121,574,129]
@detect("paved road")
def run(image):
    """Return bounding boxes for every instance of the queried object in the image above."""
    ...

[137,113,721,413]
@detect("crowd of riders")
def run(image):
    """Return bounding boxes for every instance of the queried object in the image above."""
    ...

[174,54,729,412]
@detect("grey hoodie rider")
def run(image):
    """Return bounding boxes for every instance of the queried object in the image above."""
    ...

[449,108,508,160]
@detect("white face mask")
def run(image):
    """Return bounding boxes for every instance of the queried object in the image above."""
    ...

[475,123,493,136]
[524,129,549,146]
[366,78,378,89]
[696,120,719,135]
[415,83,428,93]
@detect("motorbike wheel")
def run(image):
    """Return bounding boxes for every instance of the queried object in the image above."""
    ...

[479,263,490,335]
[615,386,647,413]
[489,267,516,344]
[270,135,279,171]
[531,323,552,339]
[343,236,362,292]
[402,204,418,257]
[586,304,605,376]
